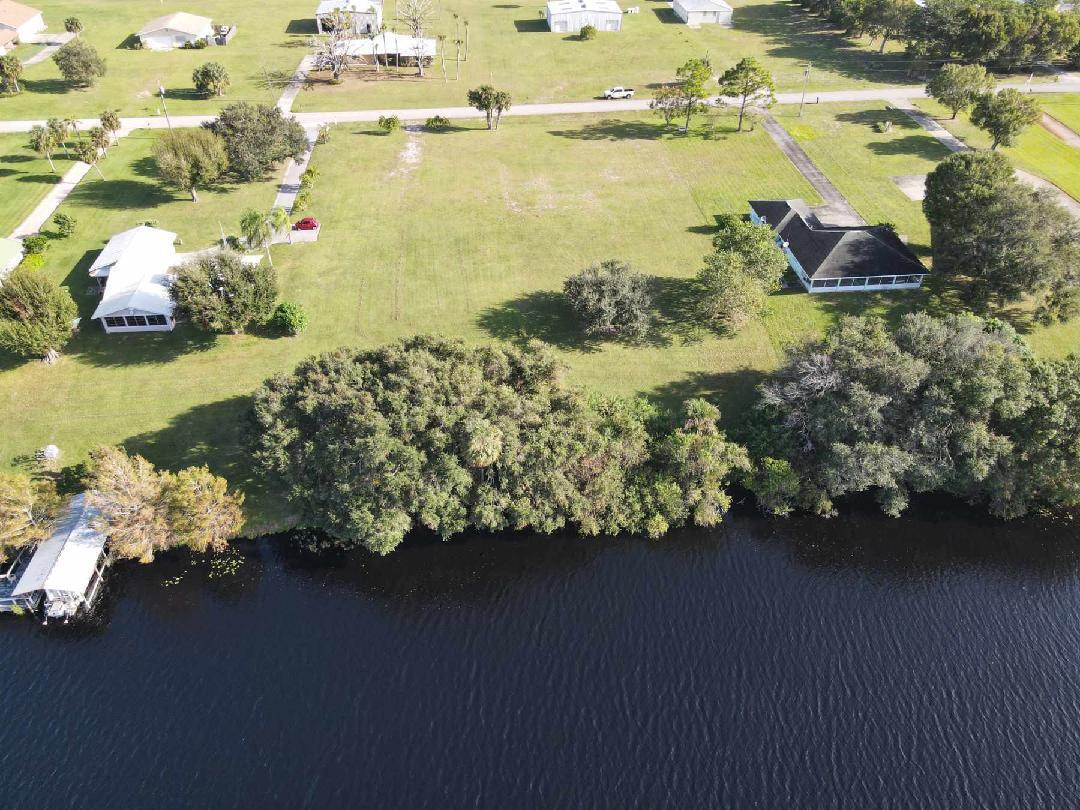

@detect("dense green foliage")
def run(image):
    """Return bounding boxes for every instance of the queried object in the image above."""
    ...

[271,301,309,335]
[579,24,598,40]
[697,214,787,331]
[467,85,512,129]
[0,473,60,562]
[0,269,78,359]
[926,63,994,119]
[170,251,278,334]
[377,115,401,133]
[51,213,76,238]
[153,128,229,202]
[250,337,749,554]
[744,313,1080,519]
[87,446,244,563]
[63,16,83,34]
[52,39,106,88]
[0,53,23,93]
[192,62,231,97]
[21,234,48,255]
[650,58,712,132]
[204,103,309,181]
[970,89,1041,149]
[717,57,776,132]
[563,259,652,341]
[924,151,1079,318]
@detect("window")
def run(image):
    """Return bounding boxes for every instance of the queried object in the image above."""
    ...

[125,315,148,327]
[146,314,167,326]
[817,278,840,288]
[839,277,866,287]
[896,275,922,285]
[104,316,125,328]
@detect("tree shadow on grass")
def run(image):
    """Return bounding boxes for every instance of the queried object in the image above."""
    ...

[162,87,204,102]
[651,276,709,346]
[866,135,951,159]
[69,323,219,368]
[648,368,770,426]
[67,178,174,210]
[0,154,34,164]
[16,173,63,185]
[476,290,604,352]
[21,78,69,95]
[548,118,667,141]
[735,1,912,87]
[835,108,922,130]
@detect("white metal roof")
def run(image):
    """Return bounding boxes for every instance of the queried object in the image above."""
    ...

[138,12,214,37]
[675,0,732,11]
[337,33,437,57]
[547,0,623,14]
[316,0,380,15]
[12,494,106,598]
[89,225,178,320]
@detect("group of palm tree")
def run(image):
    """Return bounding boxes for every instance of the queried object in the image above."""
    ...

[28,112,121,178]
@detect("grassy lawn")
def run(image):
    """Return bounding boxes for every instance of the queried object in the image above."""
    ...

[1039,93,1080,134]
[0,0,309,119]
[914,97,1080,202]
[1,109,1073,530]
[292,0,912,112]
[0,134,77,236]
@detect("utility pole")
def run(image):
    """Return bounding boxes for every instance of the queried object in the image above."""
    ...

[158,82,172,130]
[798,62,811,117]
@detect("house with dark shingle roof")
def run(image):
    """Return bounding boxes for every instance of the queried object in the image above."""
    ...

[749,199,928,293]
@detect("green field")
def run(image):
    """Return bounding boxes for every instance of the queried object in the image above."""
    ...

[1040,93,1080,133]
[0,0,308,119]
[291,0,910,111]
[1,107,1075,529]
[0,134,77,236]
[914,97,1080,202]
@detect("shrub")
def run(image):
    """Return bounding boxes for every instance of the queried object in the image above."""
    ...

[316,124,332,145]
[192,61,230,97]
[63,16,83,34]
[563,259,652,341]
[271,301,309,335]
[378,115,401,133]
[579,24,597,40]
[21,234,49,255]
[426,115,450,130]
[52,213,76,238]
[292,188,311,212]
[17,253,44,271]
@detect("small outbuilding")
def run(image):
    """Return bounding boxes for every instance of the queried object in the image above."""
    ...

[337,32,437,64]
[546,0,623,33]
[137,11,214,50]
[316,0,382,34]
[0,235,23,278]
[672,0,732,26]
[89,225,179,332]
[749,199,928,292]
[11,493,109,621]
[0,0,46,45]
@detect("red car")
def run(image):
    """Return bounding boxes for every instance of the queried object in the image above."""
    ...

[292,217,320,231]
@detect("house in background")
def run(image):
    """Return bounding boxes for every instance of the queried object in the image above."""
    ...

[0,0,46,52]
[338,32,436,65]
[0,236,23,278]
[749,199,928,292]
[672,0,732,26]
[89,225,179,332]
[316,0,382,34]
[10,493,109,621]
[546,0,623,33]
[137,12,214,50]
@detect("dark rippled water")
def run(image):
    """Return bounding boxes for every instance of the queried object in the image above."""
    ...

[2,503,1079,809]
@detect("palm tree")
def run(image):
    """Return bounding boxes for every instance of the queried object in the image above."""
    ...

[366,25,382,73]
[454,38,463,80]
[437,34,447,82]
[464,19,470,61]
[240,207,290,265]
[46,118,70,158]
[29,125,57,172]
[88,125,110,157]
[0,54,23,94]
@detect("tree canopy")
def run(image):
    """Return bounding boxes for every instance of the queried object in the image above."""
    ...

[926,63,995,119]
[192,62,230,97]
[563,259,652,341]
[970,89,1040,149]
[0,268,78,359]
[717,57,775,132]
[52,39,106,87]
[0,473,60,563]
[249,337,749,554]
[697,214,787,331]
[467,85,512,129]
[153,128,228,202]
[651,58,712,133]
[204,103,309,181]
[170,251,278,333]
[745,313,1080,519]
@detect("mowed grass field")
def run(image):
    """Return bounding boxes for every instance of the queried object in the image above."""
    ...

[1040,94,1080,133]
[914,96,1080,202]
[0,109,1074,528]
[0,0,308,119]
[292,0,911,112]
[0,133,77,236]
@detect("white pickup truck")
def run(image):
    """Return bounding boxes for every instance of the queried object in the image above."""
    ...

[603,86,635,100]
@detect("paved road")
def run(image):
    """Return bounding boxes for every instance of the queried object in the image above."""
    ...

[0,80,1077,133]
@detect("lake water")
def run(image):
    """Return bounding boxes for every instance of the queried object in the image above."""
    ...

[1,503,1079,809]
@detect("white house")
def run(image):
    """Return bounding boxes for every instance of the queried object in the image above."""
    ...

[546,0,623,33]
[672,0,732,26]
[137,12,214,50]
[10,493,109,621]
[316,0,382,34]
[0,236,23,278]
[89,225,179,332]
[749,199,928,293]
[0,0,46,45]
